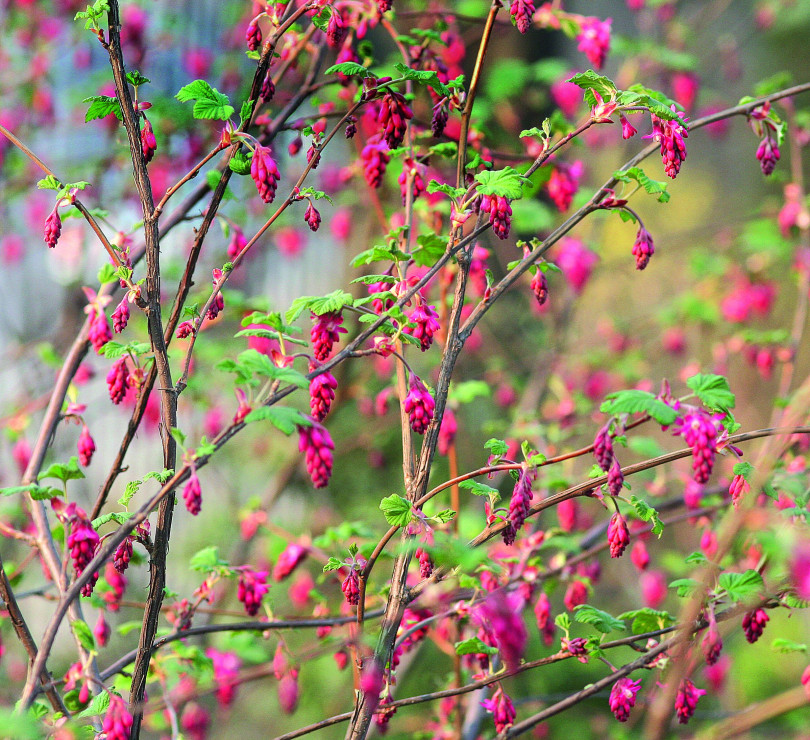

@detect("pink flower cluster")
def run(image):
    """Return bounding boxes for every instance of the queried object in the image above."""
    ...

[403,300,441,351]
[309,364,338,421]
[237,567,269,616]
[672,409,721,483]
[480,194,512,239]
[510,0,535,34]
[646,107,689,179]
[297,418,334,488]
[576,17,611,69]
[609,677,641,722]
[250,144,281,203]
[404,374,435,434]
[311,311,347,361]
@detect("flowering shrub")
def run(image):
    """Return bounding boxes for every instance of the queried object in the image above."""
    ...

[0,2,809,739]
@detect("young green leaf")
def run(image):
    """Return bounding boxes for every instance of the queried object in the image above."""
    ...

[686,373,736,413]
[600,389,678,426]
[39,457,85,484]
[323,556,344,572]
[243,406,308,435]
[573,604,625,633]
[474,167,527,200]
[189,546,229,572]
[175,80,234,121]
[717,569,763,602]
[71,619,96,653]
[379,494,413,528]
[82,95,123,123]
[612,167,670,203]
[458,480,500,498]
[325,62,373,79]
[454,637,499,656]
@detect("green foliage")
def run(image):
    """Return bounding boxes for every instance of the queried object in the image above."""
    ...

[285,290,354,323]
[1,484,62,501]
[175,80,235,121]
[71,619,96,653]
[612,167,670,203]
[39,457,85,485]
[600,389,678,426]
[379,494,414,527]
[717,569,764,602]
[243,406,309,435]
[617,607,675,634]
[474,167,527,200]
[83,95,123,122]
[573,604,625,633]
[189,545,230,573]
[629,495,664,535]
[567,70,617,108]
[454,637,498,656]
[686,373,736,413]
[325,62,373,79]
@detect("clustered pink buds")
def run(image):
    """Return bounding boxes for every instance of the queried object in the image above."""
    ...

[304,202,321,231]
[756,135,780,175]
[403,301,441,351]
[674,678,706,724]
[325,8,346,48]
[742,608,769,643]
[183,471,202,515]
[176,320,193,338]
[378,89,413,149]
[481,686,516,733]
[341,567,360,605]
[311,311,347,361]
[66,503,100,596]
[673,410,720,483]
[114,537,133,573]
[102,694,134,740]
[237,567,269,616]
[480,194,512,239]
[89,309,113,353]
[437,407,457,455]
[404,374,435,434]
[361,136,390,188]
[309,364,337,421]
[503,468,534,545]
[631,540,649,571]
[140,116,157,163]
[609,677,641,722]
[107,357,130,404]
[416,546,433,577]
[250,144,281,203]
[728,472,750,508]
[261,72,275,101]
[297,419,334,488]
[510,0,535,34]
[546,161,582,213]
[207,649,242,708]
[397,157,426,205]
[646,107,689,179]
[44,208,62,248]
[112,297,129,334]
[607,458,624,495]
[577,16,611,69]
[702,621,723,665]
[273,543,308,582]
[246,17,262,51]
[593,424,614,471]
[474,590,527,669]
[632,226,655,270]
[78,425,95,467]
[607,512,629,558]
[227,226,247,259]
[531,268,548,306]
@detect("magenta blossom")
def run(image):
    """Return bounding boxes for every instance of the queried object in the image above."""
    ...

[609,677,641,722]
[473,590,527,670]
[577,17,611,69]
[237,567,270,616]
[481,686,516,733]
[556,237,598,294]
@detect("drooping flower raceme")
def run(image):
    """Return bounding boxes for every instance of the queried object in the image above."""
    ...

[481,686,516,733]
[645,106,689,179]
[607,512,630,558]
[510,0,535,34]
[672,409,721,484]
[404,375,435,434]
[297,418,334,488]
[632,226,655,270]
[674,678,706,724]
[480,194,512,239]
[237,567,269,616]
[311,311,348,361]
[473,590,527,670]
[403,300,441,352]
[250,144,281,203]
[576,16,611,69]
[609,677,641,722]
[503,467,534,545]
[309,364,338,421]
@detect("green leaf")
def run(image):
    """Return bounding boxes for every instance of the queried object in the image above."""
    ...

[394,62,449,97]
[567,70,618,109]
[79,690,111,718]
[189,546,229,572]
[169,427,187,446]
[97,263,118,284]
[686,373,735,413]
[119,479,141,508]
[717,569,763,602]
[619,85,682,120]
[573,604,625,633]
[229,150,251,175]
[239,99,255,124]
[71,619,96,652]
[474,167,527,200]
[600,389,678,426]
[449,380,491,404]
[454,637,498,656]
[612,167,670,203]
[126,70,150,87]
[311,4,332,31]
[413,233,449,267]
[82,95,123,123]
[323,556,343,572]
[350,274,398,286]
[458,480,500,499]
[733,462,755,481]
[37,175,62,191]
[629,495,664,536]
[39,457,85,484]
[379,494,413,528]
[771,638,807,654]
[0,708,44,740]
[685,551,707,564]
[144,468,174,485]
[243,406,308,435]
[433,509,456,523]
[783,592,810,609]
[1,485,61,500]
[617,607,675,634]
[669,578,701,597]
[91,512,132,529]
[484,438,509,457]
[325,62,373,78]
[285,290,354,323]
[175,80,234,121]
[555,612,571,632]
